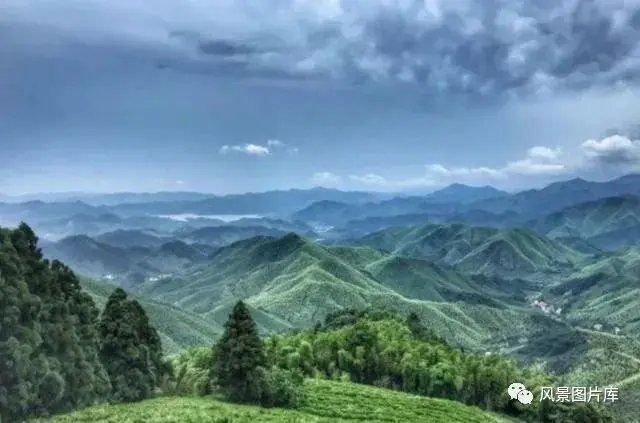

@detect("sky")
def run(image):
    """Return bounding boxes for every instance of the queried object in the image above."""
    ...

[1,0,640,195]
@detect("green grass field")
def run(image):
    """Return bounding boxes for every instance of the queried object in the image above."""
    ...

[37,379,515,423]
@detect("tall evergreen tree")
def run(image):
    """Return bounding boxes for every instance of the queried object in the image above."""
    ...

[212,300,265,403]
[0,224,110,422]
[98,288,165,403]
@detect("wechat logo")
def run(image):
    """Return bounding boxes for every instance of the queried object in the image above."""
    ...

[508,382,534,405]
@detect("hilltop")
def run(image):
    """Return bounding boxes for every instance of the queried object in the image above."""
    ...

[424,183,509,204]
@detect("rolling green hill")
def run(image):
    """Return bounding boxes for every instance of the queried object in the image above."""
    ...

[79,277,222,354]
[349,223,582,279]
[38,379,514,423]
[526,195,640,251]
[133,233,555,354]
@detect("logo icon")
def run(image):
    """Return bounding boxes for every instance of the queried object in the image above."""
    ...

[508,382,533,404]
[518,389,534,404]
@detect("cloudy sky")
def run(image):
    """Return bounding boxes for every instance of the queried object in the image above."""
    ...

[1,0,640,195]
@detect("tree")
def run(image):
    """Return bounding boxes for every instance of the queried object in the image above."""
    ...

[0,224,110,422]
[98,288,164,403]
[212,300,265,403]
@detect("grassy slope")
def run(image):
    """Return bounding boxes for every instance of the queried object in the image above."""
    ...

[40,379,515,423]
[80,277,222,354]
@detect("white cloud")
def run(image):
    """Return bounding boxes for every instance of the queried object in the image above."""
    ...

[323,133,640,190]
[311,171,341,186]
[580,135,640,166]
[220,143,270,155]
[219,139,297,156]
[424,143,568,181]
[424,164,505,179]
[175,179,185,185]
[266,139,285,147]
[348,173,388,185]
[527,146,562,161]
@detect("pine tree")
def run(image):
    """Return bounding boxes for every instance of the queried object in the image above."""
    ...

[98,288,164,403]
[212,300,265,403]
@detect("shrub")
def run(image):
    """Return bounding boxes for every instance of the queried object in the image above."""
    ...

[259,366,305,408]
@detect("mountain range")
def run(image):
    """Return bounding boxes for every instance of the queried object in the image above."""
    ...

[6,173,640,390]
[61,225,638,383]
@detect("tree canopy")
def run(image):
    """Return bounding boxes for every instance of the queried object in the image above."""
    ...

[0,223,110,422]
[98,287,166,403]
[212,301,266,403]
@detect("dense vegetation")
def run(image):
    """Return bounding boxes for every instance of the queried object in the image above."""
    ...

[0,224,166,422]
[212,300,267,403]
[170,306,612,422]
[98,288,169,403]
[0,224,111,422]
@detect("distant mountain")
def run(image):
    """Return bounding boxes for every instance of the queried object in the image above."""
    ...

[174,225,290,247]
[331,214,433,239]
[0,200,108,224]
[526,195,640,251]
[226,217,315,233]
[155,240,208,261]
[445,209,522,227]
[71,192,217,206]
[348,223,582,278]
[0,191,217,205]
[40,235,209,284]
[39,223,310,283]
[42,234,135,276]
[108,187,384,217]
[28,212,190,240]
[291,197,460,227]
[298,207,522,241]
[468,174,640,219]
[424,183,509,204]
[94,229,170,249]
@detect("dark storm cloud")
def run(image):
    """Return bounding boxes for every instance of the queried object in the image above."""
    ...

[3,0,640,98]
[198,39,257,57]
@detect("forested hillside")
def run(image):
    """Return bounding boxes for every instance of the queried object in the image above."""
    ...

[0,224,169,422]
